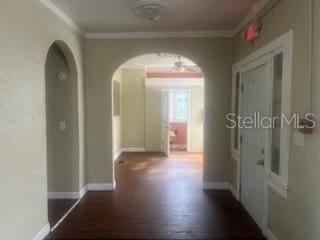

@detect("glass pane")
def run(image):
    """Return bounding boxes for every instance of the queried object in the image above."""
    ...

[175,91,188,120]
[234,73,240,150]
[271,53,283,175]
[169,92,174,120]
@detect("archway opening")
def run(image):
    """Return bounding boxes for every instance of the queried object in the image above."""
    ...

[111,53,204,188]
[45,41,79,229]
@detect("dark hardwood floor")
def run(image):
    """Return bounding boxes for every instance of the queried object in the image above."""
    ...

[48,199,77,228]
[46,152,266,240]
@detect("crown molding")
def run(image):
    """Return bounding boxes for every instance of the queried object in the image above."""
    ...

[40,0,275,39]
[84,31,234,39]
[40,0,83,34]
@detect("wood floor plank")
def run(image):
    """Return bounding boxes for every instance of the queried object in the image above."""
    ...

[46,152,265,240]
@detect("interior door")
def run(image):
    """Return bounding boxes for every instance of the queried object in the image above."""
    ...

[240,62,269,229]
[161,90,170,157]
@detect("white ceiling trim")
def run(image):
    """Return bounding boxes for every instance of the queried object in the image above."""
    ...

[40,0,83,33]
[84,31,234,39]
[40,0,274,39]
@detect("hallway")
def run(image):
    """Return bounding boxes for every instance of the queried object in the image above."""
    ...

[47,152,265,239]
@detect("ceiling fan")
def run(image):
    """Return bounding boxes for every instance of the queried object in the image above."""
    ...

[172,56,197,73]
[156,53,199,72]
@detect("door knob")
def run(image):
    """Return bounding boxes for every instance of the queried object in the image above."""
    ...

[257,159,265,166]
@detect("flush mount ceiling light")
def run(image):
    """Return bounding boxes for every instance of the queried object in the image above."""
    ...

[132,0,167,21]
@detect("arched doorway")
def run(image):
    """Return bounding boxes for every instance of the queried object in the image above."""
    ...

[111,53,204,188]
[45,41,79,229]
[84,39,232,193]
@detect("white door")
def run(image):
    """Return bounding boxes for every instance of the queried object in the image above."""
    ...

[241,62,269,229]
[161,90,170,157]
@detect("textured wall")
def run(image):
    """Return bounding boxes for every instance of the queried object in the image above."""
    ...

[121,69,146,148]
[46,43,79,192]
[84,38,234,184]
[189,86,204,152]
[232,0,316,239]
[144,85,162,151]
[0,1,85,239]
[305,0,320,238]
[3,1,320,240]
[112,69,122,155]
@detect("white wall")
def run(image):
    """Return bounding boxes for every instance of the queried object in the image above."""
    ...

[121,69,146,148]
[46,43,79,192]
[0,1,85,239]
[3,1,320,240]
[233,0,318,239]
[85,38,234,185]
[188,86,204,152]
[112,69,122,155]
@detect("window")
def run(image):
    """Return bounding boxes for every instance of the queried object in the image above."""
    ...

[231,70,241,160]
[267,49,290,198]
[271,53,283,175]
[169,90,188,122]
[234,73,240,151]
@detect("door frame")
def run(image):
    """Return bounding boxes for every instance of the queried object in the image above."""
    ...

[232,30,293,235]
[161,89,191,153]
[161,89,170,155]
[239,55,273,233]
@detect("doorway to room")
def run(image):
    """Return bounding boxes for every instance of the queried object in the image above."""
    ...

[161,89,190,156]
[111,53,204,185]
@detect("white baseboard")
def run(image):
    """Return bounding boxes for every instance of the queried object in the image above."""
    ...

[230,185,240,200]
[32,223,50,240]
[48,191,80,199]
[46,183,113,233]
[87,183,115,191]
[266,228,279,240]
[122,147,146,152]
[113,149,123,161]
[48,185,89,200]
[45,183,114,235]
[79,185,88,198]
[48,183,114,199]
[203,182,240,200]
[51,199,81,231]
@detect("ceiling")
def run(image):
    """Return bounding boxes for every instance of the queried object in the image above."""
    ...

[120,54,199,69]
[47,0,264,36]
